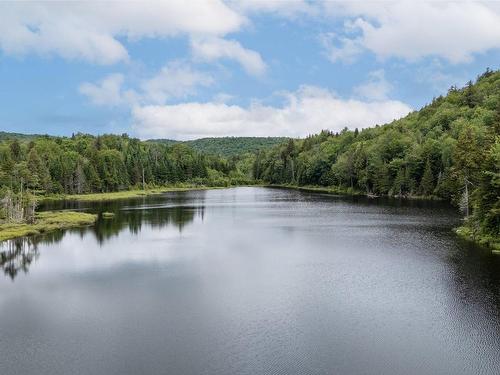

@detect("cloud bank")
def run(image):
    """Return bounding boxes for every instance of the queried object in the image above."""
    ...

[132,86,412,140]
[4,1,500,67]
[79,62,214,107]
[0,1,244,64]
[13,1,497,141]
[191,37,267,77]
[324,1,500,63]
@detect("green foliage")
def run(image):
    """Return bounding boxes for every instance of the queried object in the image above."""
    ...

[419,159,434,195]
[0,131,47,142]
[0,133,250,196]
[149,137,287,157]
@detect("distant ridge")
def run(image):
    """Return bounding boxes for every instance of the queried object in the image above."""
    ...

[0,131,48,141]
[0,131,288,157]
[148,136,289,157]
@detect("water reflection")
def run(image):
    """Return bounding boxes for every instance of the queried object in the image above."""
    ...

[1,192,206,279]
[1,188,500,375]
[447,240,500,322]
[0,238,39,280]
[0,230,88,280]
[93,204,204,244]
[42,191,208,244]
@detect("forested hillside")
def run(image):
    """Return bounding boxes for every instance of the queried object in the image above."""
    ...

[0,133,254,196]
[0,131,45,142]
[254,69,499,247]
[149,137,287,157]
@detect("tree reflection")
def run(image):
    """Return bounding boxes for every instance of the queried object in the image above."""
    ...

[447,241,500,315]
[92,204,204,244]
[0,238,40,280]
[1,192,207,279]
[0,231,70,280]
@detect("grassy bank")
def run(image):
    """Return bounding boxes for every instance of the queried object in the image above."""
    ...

[0,211,98,241]
[40,186,224,202]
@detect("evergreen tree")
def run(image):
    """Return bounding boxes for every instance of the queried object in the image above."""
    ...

[420,159,434,196]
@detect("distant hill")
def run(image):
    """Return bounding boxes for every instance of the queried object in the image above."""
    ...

[149,137,289,157]
[0,131,288,157]
[0,131,47,142]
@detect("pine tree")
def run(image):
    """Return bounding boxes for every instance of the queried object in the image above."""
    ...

[420,159,434,196]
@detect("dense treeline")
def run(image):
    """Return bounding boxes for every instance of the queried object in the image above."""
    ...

[149,137,288,157]
[0,133,253,199]
[0,131,44,142]
[254,69,499,246]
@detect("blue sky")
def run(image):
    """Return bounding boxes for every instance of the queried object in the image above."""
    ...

[0,1,499,139]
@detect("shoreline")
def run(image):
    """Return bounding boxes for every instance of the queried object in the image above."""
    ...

[5,185,498,251]
[39,186,229,202]
[267,184,499,252]
[0,211,98,242]
[39,184,444,203]
[455,226,500,252]
[265,184,444,201]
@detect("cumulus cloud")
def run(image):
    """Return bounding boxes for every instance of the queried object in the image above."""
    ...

[191,37,267,76]
[80,61,214,107]
[79,74,129,107]
[132,86,412,140]
[228,0,319,18]
[141,61,214,104]
[322,1,500,64]
[0,1,244,64]
[3,1,500,67]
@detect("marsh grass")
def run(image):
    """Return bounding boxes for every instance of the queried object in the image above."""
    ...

[40,186,225,202]
[0,211,97,241]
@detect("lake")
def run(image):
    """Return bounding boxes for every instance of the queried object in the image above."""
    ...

[1,187,499,375]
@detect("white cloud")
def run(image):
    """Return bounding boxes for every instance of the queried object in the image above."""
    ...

[228,0,318,18]
[79,74,128,107]
[191,37,267,76]
[132,85,412,140]
[141,61,214,104]
[3,1,500,67]
[0,1,244,65]
[80,62,214,106]
[322,1,500,63]
[353,70,392,101]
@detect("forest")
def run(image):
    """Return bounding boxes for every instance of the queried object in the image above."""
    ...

[0,69,498,248]
[254,69,499,248]
[0,134,256,194]
[148,136,287,157]
[0,133,255,225]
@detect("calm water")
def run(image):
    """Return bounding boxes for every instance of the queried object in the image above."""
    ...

[1,187,499,375]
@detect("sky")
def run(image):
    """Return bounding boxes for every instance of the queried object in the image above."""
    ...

[0,1,499,140]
